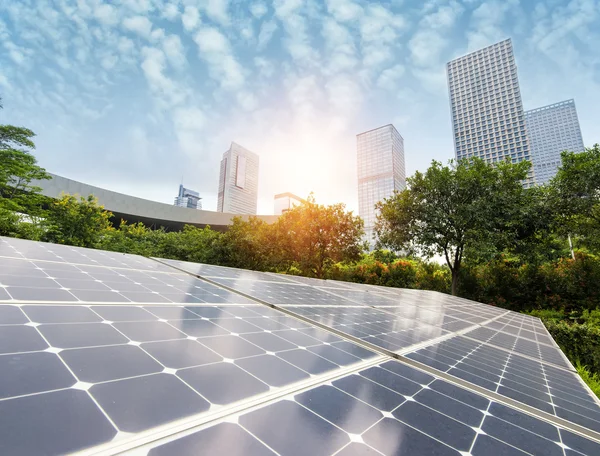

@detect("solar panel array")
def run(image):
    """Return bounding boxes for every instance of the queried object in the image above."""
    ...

[1,236,600,455]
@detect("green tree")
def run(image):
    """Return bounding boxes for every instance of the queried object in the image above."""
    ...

[550,144,600,253]
[221,216,275,270]
[159,225,227,264]
[0,108,51,213]
[43,194,113,248]
[375,157,530,295]
[276,196,366,278]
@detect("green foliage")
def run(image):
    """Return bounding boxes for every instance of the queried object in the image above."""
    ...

[375,157,531,295]
[576,362,600,399]
[460,253,600,312]
[0,207,20,237]
[0,123,51,215]
[550,144,600,253]
[328,253,450,292]
[43,194,113,248]
[274,196,366,278]
[542,319,600,379]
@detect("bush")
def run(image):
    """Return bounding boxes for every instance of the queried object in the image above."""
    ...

[0,207,21,237]
[542,319,600,376]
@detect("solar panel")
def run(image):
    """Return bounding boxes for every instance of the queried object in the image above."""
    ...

[146,359,600,456]
[1,236,600,455]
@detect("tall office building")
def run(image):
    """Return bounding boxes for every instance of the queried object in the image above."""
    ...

[357,124,405,245]
[217,142,259,214]
[447,39,532,182]
[525,99,585,185]
[174,185,202,210]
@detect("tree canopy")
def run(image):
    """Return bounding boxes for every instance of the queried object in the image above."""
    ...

[375,157,531,295]
[0,101,50,214]
[274,195,365,278]
[550,145,600,252]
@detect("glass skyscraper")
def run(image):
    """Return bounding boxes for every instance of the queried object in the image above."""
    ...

[525,99,585,185]
[217,142,259,214]
[357,124,405,245]
[447,39,532,183]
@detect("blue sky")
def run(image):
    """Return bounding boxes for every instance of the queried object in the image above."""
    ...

[1,0,599,215]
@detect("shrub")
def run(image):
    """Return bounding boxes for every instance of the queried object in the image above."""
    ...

[542,319,600,376]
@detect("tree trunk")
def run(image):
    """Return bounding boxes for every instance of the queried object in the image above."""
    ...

[451,270,459,296]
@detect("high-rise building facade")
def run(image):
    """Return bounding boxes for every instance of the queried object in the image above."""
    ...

[274,192,304,215]
[447,39,532,182]
[525,99,585,185]
[174,185,202,210]
[217,142,259,214]
[357,124,405,245]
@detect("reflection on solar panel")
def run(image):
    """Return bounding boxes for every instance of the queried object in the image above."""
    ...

[1,236,600,455]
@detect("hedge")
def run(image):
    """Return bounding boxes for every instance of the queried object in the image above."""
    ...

[542,319,600,376]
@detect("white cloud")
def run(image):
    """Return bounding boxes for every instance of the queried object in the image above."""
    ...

[466,0,519,51]
[201,0,231,26]
[377,64,405,91]
[273,0,318,67]
[117,36,135,55]
[182,6,200,31]
[172,106,207,158]
[162,2,180,21]
[140,46,187,106]
[409,31,447,67]
[194,27,244,90]
[250,2,268,19]
[325,0,363,23]
[195,26,229,54]
[321,18,358,74]
[0,72,12,90]
[100,53,119,70]
[151,28,166,42]
[237,91,258,111]
[359,4,405,72]
[122,0,152,14]
[254,56,275,78]
[173,106,205,131]
[408,0,464,94]
[163,34,186,69]
[94,4,119,26]
[122,15,153,38]
[257,20,278,49]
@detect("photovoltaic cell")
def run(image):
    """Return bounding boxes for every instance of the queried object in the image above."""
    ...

[406,335,600,432]
[1,237,600,455]
[149,359,600,456]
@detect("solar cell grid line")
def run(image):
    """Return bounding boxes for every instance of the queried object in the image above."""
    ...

[139,358,600,456]
[157,258,301,284]
[0,258,257,305]
[462,325,573,370]
[0,236,173,272]
[152,260,363,307]
[0,300,385,455]
[405,335,600,434]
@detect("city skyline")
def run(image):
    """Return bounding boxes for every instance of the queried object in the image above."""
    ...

[0,1,598,214]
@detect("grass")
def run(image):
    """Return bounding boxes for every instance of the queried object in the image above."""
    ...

[576,361,600,399]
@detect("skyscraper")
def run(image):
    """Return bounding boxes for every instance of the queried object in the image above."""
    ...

[174,185,202,210]
[447,39,532,182]
[217,142,259,214]
[357,124,405,245]
[525,99,585,185]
